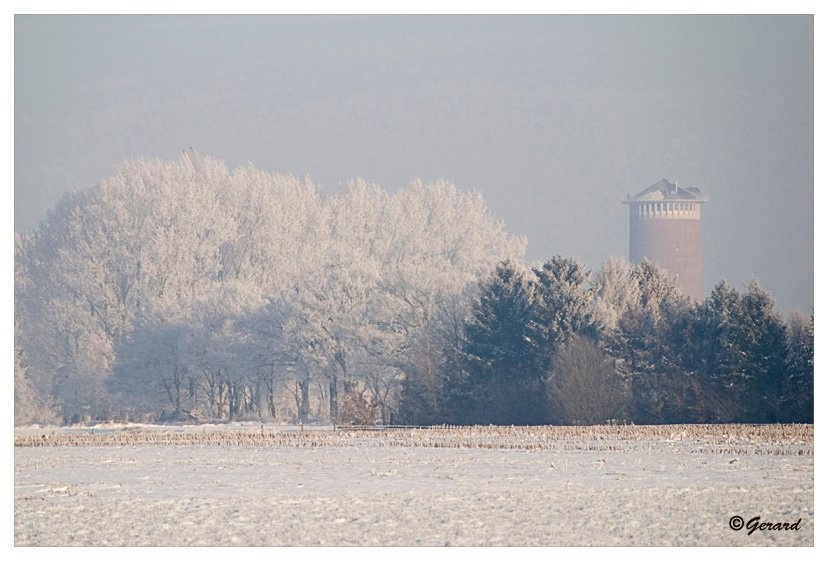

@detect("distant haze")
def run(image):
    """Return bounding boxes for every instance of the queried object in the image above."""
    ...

[14,15,813,313]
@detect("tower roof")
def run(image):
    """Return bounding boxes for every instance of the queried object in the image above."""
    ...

[623,179,708,204]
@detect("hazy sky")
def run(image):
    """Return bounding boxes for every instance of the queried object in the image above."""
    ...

[14,15,813,313]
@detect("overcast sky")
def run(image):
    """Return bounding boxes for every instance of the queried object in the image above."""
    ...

[14,15,813,313]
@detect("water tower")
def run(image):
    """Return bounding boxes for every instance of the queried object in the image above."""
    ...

[623,179,708,300]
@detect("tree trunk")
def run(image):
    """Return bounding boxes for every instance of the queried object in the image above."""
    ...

[216,381,228,420]
[329,374,338,426]
[267,380,276,419]
[299,378,309,424]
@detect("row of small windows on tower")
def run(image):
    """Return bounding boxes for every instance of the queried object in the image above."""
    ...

[636,201,699,218]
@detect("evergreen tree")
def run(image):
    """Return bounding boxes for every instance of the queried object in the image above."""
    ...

[781,311,814,422]
[732,280,788,422]
[443,260,543,424]
[527,256,596,374]
[615,260,692,423]
[676,280,789,423]
[693,281,750,421]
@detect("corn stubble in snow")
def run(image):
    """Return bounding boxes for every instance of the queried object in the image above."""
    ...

[16,423,812,455]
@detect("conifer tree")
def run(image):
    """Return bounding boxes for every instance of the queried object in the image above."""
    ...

[527,256,596,374]
[444,260,542,424]
[782,311,814,422]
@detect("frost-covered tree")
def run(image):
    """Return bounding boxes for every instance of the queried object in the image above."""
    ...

[591,257,641,336]
[288,178,526,424]
[383,180,525,425]
[15,150,527,423]
[14,233,57,425]
[110,321,196,420]
[398,289,475,426]
[18,154,232,420]
[235,300,298,420]
[14,320,59,426]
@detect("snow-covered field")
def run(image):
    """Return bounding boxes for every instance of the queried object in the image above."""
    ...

[14,423,813,546]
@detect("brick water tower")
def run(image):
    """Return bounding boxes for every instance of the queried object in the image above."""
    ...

[623,179,708,300]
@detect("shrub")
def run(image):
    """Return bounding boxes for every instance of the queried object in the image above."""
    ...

[338,389,377,425]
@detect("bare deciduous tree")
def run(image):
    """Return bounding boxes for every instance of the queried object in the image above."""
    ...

[548,335,626,425]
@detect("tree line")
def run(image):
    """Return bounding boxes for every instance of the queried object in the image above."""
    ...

[13,152,813,425]
[401,258,813,426]
[14,151,525,425]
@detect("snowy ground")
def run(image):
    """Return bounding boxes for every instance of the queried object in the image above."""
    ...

[14,424,813,546]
